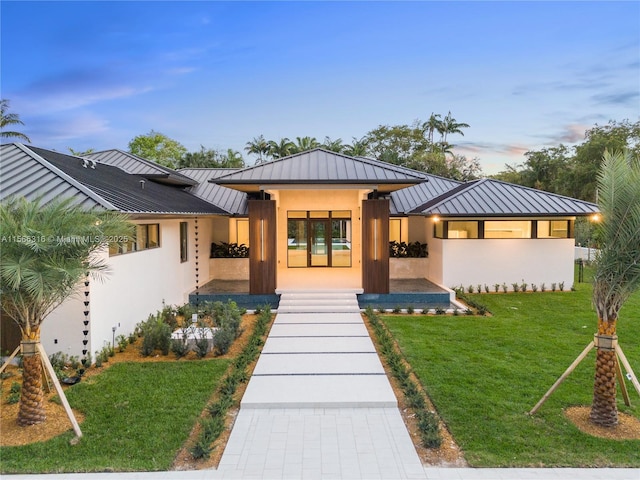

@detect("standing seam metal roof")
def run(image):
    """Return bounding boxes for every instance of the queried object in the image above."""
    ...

[213,149,427,185]
[25,146,226,215]
[0,143,116,210]
[85,149,197,186]
[410,178,599,216]
[178,168,248,215]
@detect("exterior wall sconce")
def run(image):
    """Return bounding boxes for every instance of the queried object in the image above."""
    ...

[260,219,265,262]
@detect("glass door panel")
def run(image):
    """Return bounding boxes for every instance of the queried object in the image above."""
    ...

[310,220,329,266]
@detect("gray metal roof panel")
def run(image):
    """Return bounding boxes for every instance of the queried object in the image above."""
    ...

[390,174,462,214]
[26,146,226,215]
[214,149,427,186]
[179,168,248,215]
[1,143,115,210]
[85,149,197,186]
[411,178,599,216]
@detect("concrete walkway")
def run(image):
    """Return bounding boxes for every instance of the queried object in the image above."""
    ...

[214,292,426,478]
[6,292,639,479]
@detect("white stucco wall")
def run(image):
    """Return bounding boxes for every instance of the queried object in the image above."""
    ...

[40,217,214,359]
[440,238,575,291]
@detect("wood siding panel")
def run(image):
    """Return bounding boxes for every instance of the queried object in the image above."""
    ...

[362,199,390,293]
[249,200,277,294]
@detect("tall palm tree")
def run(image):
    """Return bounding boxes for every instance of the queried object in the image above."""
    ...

[244,135,270,164]
[440,111,470,143]
[590,149,640,427]
[422,113,443,143]
[0,197,133,426]
[267,137,295,159]
[1,99,31,143]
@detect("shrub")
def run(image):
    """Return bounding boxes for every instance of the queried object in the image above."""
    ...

[467,285,474,294]
[531,284,538,292]
[195,336,210,359]
[388,240,428,258]
[494,283,500,293]
[213,327,235,356]
[559,281,565,291]
[210,242,249,258]
[541,283,546,292]
[477,284,482,294]
[170,337,190,359]
[116,335,128,352]
[139,313,172,356]
[511,283,519,293]
[406,306,415,314]
[484,284,490,293]
[551,282,557,292]
[521,282,528,292]
[502,283,508,293]
[435,307,445,315]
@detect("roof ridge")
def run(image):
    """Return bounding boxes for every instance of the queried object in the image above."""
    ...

[409,180,476,213]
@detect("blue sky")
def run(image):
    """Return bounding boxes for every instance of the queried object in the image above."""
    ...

[1,1,638,173]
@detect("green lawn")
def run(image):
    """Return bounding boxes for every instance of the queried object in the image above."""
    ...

[1,360,229,473]
[384,279,640,467]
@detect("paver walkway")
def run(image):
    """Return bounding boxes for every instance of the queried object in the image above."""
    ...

[214,291,426,479]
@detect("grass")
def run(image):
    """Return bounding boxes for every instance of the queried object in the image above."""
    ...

[383,272,640,467]
[1,360,229,473]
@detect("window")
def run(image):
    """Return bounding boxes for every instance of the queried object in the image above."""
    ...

[485,220,531,239]
[448,221,479,239]
[180,222,188,263]
[109,224,160,256]
[236,219,249,246]
[287,211,352,267]
[537,220,571,238]
[389,218,402,244]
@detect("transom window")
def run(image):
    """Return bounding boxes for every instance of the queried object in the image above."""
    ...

[287,210,352,267]
[434,219,573,239]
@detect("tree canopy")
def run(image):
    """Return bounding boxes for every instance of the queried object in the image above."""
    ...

[492,120,640,202]
[128,130,188,169]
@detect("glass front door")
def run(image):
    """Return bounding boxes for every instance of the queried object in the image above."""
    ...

[310,220,329,266]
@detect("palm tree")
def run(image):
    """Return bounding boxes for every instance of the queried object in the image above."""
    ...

[422,113,443,143]
[0,197,133,426]
[267,137,295,159]
[1,99,31,143]
[244,135,270,164]
[221,148,245,168]
[293,136,320,153]
[344,136,369,157]
[590,149,640,427]
[322,136,344,153]
[440,111,470,143]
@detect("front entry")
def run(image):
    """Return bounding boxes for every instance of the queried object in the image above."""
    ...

[362,199,389,293]
[248,200,276,294]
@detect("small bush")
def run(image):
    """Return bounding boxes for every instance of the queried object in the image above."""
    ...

[511,283,519,293]
[170,337,190,359]
[551,283,557,292]
[502,283,508,293]
[139,313,172,356]
[467,285,474,294]
[559,281,565,291]
[116,335,128,352]
[477,284,482,294]
[531,284,538,292]
[484,284,490,293]
[392,305,402,314]
[521,282,528,292]
[494,283,500,293]
[541,283,546,292]
[406,306,415,314]
[10,381,21,394]
[195,336,210,359]
[213,327,235,356]
[435,307,445,315]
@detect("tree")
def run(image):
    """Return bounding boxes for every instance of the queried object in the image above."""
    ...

[590,149,640,427]
[422,113,443,143]
[245,135,270,164]
[292,136,320,153]
[68,147,95,157]
[178,146,245,169]
[440,111,470,143]
[344,136,369,157]
[0,197,133,426]
[321,136,344,153]
[1,99,31,143]
[128,130,187,168]
[267,138,295,159]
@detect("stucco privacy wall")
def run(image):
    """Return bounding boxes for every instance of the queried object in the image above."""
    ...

[41,218,209,358]
[439,238,575,290]
[272,189,369,290]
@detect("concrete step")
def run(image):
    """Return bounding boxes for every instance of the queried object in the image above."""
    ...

[240,374,397,408]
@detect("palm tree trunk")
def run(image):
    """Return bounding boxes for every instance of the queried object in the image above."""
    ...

[589,320,618,427]
[17,342,46,426]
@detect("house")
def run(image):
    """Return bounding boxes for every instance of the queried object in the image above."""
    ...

[0,144,599,358]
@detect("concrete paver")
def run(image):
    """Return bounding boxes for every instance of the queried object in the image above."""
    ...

[253,352,385,375]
